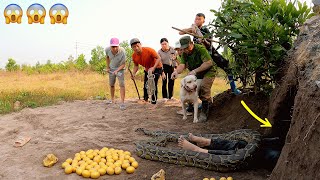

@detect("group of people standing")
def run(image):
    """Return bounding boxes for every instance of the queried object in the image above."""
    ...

[104,13,241,121]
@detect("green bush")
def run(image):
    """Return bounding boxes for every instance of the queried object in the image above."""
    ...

[5,58,20,72]
[89,46,106,74]
[210,0,314,94]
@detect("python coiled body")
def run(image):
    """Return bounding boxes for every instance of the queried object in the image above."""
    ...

[135,128,261,172]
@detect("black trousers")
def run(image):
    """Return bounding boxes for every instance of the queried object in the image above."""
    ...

[162,64,175,99]
[207,138,248,155]
[143,68,161,104]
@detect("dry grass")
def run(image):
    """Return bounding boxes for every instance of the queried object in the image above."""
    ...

[0,71,234,114]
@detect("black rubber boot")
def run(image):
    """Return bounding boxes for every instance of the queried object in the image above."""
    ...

[199,101,209,122]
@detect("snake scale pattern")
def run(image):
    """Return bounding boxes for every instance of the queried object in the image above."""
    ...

[135,128,261,172]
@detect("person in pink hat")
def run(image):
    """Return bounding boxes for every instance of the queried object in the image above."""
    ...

[105,37,126,110]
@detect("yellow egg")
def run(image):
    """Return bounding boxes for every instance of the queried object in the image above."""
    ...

[94,149,99,153]
[123,160,130,164]
[126,166,135,174]
[61,162,70,169]
[101,147,108,151]
[75,153,81,157]
[128,157,135,163]
[100,153,106,158]
[99,162,106,166]
[94,165,101,170]
[106,167,115,175]
[100,158,107,163]
[227,177,233,180]
[124,151,131,156]
[124,155,131,160]
[114,166,122,175]
[82,170,91,178]
[114,162,122,167]
[93,156,101,163]
[65,158,73,164]
[91,162,98,166]
[80,154,86,159]
[80,151,86,155]
[90,171,100,179]
[98,168,107,175]
[64,166,73,174]
[106,162,113,167]
[109,164,116,169]
[87,160,93,165]
[210,178,216,180]
[220,177,227,180]
[87,154,94,159]
[76,167,84,176]
[121,163,130,170]
[131,161,139,169]
[112,156,119,161]
[92,152,98,157]
[86,149,93,155]
[107,159,115,163]
[80,164,86,169]
[203,178,209,180]
[85,165,93,170]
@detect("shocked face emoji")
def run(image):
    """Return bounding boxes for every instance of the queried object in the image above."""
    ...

[49,4,69,24]
[4,4,23,24]
[27,3,46,24]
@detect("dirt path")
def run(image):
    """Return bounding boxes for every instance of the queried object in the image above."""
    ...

[0,98,270,180]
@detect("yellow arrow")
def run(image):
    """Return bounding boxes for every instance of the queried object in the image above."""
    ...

[241,100,272,128]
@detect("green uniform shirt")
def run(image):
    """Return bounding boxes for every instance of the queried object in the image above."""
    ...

[180,44,217,79]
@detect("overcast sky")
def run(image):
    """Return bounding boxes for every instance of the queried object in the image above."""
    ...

[0,0,312,68]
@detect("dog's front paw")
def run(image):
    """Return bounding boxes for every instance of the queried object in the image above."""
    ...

[193,118,199,123]
[183,116,187,120]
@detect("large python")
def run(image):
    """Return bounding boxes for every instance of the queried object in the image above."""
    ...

[134,128,261,172]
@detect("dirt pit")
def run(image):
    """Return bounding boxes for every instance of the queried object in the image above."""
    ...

[0,93,271,180]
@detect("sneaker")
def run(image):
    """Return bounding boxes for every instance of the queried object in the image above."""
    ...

[120,104,126,110]
[233,89,242,95]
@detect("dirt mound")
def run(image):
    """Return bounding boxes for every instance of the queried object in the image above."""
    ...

[208,90,269,135]
[268,16,320,179]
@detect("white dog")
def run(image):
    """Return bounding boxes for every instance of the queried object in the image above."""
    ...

[180,75,202,123]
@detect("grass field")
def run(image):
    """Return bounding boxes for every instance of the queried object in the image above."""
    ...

[0,71,233,114]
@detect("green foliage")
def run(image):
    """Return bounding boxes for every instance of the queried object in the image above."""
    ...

[75,54,88,71]
[89,46,106,74]
[210,0,314,94]
[119,40,134,65]
[5,58,20,72]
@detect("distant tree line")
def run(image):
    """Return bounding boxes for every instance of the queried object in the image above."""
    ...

[3,41,134,75]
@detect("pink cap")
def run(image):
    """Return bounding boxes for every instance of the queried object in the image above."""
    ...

[110,38,120,46]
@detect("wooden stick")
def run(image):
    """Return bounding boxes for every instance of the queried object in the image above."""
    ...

[128,59,141,100]
[172,26,220,43]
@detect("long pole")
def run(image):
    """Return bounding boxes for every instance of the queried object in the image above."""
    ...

[128,59,141,100]
[172,26,220,44]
